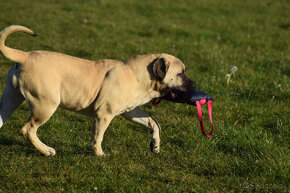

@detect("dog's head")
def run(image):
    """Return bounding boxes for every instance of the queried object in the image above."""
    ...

[151,54,196,97]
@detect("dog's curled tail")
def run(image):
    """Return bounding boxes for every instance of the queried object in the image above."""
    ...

[0,25,36,64]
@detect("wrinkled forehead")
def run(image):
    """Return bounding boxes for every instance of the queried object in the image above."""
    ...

[159,53,186,72]
[168,58,185,72]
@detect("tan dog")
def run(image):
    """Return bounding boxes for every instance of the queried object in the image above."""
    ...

[0,25,196,156]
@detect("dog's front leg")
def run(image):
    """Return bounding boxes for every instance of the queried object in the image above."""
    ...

[90,109,114,156]
[122,107,161,153]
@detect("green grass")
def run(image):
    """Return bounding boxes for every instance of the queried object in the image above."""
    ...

[0,0,289,192]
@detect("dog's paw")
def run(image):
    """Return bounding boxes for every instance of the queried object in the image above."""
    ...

[96,152,106,157]
[91,145,106,156]
[150,139,160,153]
[44,147,56,156]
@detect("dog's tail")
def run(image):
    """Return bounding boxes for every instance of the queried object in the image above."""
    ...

[0,25,36,64]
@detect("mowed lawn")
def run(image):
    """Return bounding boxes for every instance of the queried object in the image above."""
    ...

[0,0,289,192]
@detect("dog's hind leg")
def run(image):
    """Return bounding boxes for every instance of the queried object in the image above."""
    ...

[0,83,25,128]
[20,102,58,156]
[122,107,161,153]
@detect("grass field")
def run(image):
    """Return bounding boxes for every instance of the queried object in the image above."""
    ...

[0,0,289,192]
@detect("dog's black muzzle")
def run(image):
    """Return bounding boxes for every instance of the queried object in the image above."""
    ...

[162,76,214,106]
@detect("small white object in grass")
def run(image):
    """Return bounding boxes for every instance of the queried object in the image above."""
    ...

[84,19,88,24]
[231,66,238,72]
[230,91,240,96]
[226,73,231,78]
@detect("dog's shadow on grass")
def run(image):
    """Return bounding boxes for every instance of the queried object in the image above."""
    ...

[0,136,41,156]
[0,136,93,156]
[279,23,290,31]
[0,136,25,146]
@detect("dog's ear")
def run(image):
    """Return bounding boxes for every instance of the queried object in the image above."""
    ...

[152,57,170,81]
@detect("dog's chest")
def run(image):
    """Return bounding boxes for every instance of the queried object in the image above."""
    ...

[117,96,152,115]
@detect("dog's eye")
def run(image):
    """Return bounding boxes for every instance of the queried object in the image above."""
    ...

[177,70,184,77]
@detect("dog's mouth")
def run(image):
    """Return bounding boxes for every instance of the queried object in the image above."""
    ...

[152,88,178,104]
[170,89,177,98]
[153,76,196,104]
